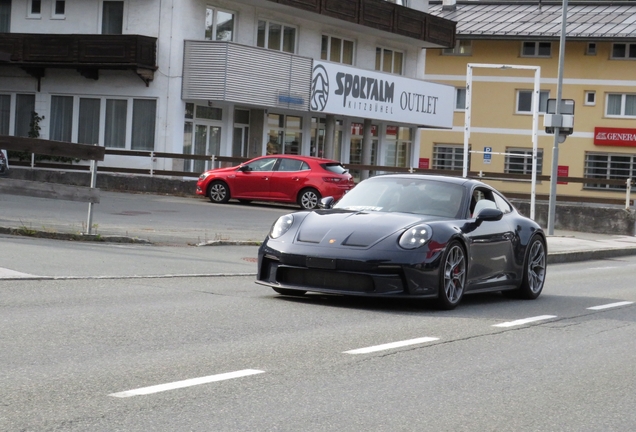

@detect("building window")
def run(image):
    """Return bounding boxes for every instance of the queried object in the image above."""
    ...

[104,99,127,148]
[78,98,100,145]
[586,42,596,56]
[52,0,65,18]
[321,35,354,65]
[131,99,156,150]
[257,20,296,54]
[433,144,467,171]
[455,88,466,111]
[584,91,596,106]
[442,40,472,56]
[611,43,636,60]
[267,114,302,154]
[505,148,543,175]
[516,90,549,114]
[28,0,41,17]
[0,94,9,135]
[585,153,636,191]
[205,7,235,41]
[102,1,123,35]
[15,94,35,138]
[50,95,73,142]
[606,93,636,118]
[375,47,403,75]
[521,41,551,57]
[0,0,12,32]
[385,126,411,167]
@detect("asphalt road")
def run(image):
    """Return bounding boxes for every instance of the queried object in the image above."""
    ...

[1,235,635,431]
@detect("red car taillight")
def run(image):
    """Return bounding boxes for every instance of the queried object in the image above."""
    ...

[322,177,343,183]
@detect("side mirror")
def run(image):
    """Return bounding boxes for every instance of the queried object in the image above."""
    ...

[319,196,335,209]
[475,207,503,222]
[238,165,250,172]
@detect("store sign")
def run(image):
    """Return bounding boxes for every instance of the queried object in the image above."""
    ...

[310,60,454,128]
[594,127,636,147]
[558,165,569,185]
[419,158,430,169]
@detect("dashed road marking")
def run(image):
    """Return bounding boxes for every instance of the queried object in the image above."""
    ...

[492,315,557,328]
[0,267,38,279]
[587,301,634,311]
[108,369,265,398]
[343,337,439,355]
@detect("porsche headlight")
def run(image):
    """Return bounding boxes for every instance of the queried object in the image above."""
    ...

[399,224,432,249]
[270,214,294,239]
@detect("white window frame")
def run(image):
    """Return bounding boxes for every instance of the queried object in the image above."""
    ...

[605,93,636,118]
[516,89,550,114]
[442,40,472,56]
[584,91,596,106]
[505,147,544,175]
[611,43,636,60]
[521,41,551,58]
[375,46,404,75]
[257,19,297,54]
[51,0,65,19]
[205,6,236,41]
[586,42,597,56]
[27,0,41,18]
[433,144,467,171]
[45,95,157,150]
[321,34,355,65]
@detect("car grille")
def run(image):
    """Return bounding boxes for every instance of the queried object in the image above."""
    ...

[277,267,375,293]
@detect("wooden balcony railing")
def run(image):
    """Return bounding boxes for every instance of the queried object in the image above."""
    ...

[0,33,157,87]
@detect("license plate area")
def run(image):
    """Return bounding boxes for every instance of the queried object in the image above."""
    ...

[306,257,336,270]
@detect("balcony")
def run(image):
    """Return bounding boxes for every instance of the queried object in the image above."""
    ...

[266,0,455,47]
[0,33,157,88]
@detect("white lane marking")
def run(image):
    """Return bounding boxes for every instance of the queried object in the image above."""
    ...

[0,267,38,278]
[343,337,439,355]
[587,301,634,311]
[109,369,265,398]
[493,315,557,328]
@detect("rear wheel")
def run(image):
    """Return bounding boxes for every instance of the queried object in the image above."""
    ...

[518,235,547,299]
[298,188,321,210]
[436,240,466,310]
[273,288,307,296]
[208,181,230,204]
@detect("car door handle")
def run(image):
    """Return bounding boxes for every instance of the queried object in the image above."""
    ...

[292,177,300,181]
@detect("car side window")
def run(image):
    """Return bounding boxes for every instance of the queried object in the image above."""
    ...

[470,188,497,217]
[277,158,304,172]
[246,158,277,172]
[493,193,512,214]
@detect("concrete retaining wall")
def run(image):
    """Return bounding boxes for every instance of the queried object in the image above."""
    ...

[6,167,636,236]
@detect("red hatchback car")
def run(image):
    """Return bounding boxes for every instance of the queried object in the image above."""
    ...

[196,155,355,209]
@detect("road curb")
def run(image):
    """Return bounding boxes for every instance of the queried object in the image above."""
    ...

[547,246,636,264]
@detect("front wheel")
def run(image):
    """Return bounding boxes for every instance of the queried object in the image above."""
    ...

[208,181,230,204]
[273,288,307,296]
[298,188,321,210]
[436,240,466,310]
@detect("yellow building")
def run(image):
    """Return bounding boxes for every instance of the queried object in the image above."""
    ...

[423,1,636,204]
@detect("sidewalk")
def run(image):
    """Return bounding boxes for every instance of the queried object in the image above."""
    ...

[546,230,636,264]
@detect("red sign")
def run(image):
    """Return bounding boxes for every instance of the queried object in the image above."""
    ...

[594,127,636,147]
[557,165,569,185]
[419,158,430,169]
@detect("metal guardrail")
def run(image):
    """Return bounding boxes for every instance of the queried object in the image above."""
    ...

[7,147,635,209]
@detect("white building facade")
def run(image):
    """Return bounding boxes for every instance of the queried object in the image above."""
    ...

[0,0,455,179]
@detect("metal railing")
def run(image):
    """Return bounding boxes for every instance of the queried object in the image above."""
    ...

[8,148,635,209]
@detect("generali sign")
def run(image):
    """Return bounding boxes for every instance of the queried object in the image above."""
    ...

[594,127,636,147]
[310,60,454,128]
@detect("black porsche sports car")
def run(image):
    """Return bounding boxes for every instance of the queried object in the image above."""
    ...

[256,174,547,309]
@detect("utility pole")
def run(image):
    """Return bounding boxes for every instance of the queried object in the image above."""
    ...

[547,0,568,235]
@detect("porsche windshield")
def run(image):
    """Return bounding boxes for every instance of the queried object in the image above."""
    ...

[334,177,465,218]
